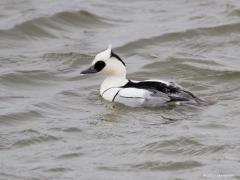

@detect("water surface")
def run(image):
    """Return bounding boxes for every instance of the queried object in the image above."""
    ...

[1,0,240,179]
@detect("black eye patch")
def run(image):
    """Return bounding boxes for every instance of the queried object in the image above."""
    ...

[94,61,106,72]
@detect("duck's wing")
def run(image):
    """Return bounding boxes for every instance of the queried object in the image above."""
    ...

[122,80,179,93]
[166,81,211,105]
[121,80,206,105]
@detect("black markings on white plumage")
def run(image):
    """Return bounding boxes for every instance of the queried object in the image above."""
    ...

[122,80,179,94]
[94,61,106,72]
[121,80,200,103]
[111,51,126,66]
[112,89,121,102]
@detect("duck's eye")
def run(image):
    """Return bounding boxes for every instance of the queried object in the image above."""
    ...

[94,61,106,72]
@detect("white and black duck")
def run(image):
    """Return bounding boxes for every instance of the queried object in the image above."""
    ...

[81,45,210,107]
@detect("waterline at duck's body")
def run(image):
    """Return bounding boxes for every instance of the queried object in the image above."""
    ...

[81,45,211,107]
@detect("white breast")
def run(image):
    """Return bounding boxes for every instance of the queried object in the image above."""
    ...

[100,77,128,101]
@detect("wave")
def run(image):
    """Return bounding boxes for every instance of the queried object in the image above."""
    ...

[0,110,43,126]
[43,52,92,68]
[228,9,240,17]
[117,22,240,52]
[138,137,226,156]
[141,56,240,84]
[0,10,109,40]
[0,71,59,87]
[0,52,92,86]
[12,134,59,148]
[56,152,84,160]
[98,160,202,171]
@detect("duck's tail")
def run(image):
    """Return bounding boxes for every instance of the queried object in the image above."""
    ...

[180,96,216,107]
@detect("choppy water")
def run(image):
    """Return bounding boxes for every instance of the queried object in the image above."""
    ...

[1,0,240,179]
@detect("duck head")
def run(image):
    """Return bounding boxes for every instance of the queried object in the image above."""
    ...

[81,45,126,78]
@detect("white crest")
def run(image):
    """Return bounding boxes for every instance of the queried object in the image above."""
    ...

[93,44,112,63]
[107,44,112,53]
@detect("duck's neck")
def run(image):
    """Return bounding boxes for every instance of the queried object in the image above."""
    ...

[100,75,128,95]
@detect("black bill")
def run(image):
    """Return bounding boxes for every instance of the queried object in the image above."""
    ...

[80,66,98,75]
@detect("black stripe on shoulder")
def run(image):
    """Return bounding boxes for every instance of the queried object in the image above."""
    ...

[122,80,179,94]
[111,51,126,66]
[112,89,121,102]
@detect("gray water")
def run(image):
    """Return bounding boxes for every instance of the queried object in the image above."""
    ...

[1,0,240,179]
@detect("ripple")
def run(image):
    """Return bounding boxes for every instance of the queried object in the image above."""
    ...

[12,134,60,148]
[138,137,227,156]
[0,53,90,86]
[99,160,202,172]
[0,110,43,125]
[130,160,202,171]
[141,57,240,82]
[228,9,240,17]
[49,10,110,27]
[42,52,92,71]
[0,10,110,40]
[0,71,60,87]
[46,167,72,172]
[0,172,39,180]
[0,130,61,151]
[63,127,83,133]
[117,22,240,52]
[56,152,84,160]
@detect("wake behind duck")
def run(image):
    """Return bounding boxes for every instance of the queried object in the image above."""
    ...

[81,45,211,107]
